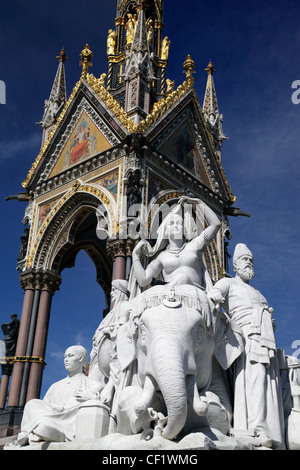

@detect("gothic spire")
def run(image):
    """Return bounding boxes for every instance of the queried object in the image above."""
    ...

[106,0,164,95]
[124,7,153,77]
[203,60,218,125]
[203,60,227,159]
[124,7,155,123]
[38,48,68,146]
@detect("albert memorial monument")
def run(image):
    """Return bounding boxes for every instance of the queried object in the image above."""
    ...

[1,0,299,452]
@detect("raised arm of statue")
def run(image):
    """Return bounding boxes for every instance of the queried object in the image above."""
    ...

[131,197,220,291]
[179,197,221,252]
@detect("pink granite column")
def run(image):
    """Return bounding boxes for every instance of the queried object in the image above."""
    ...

[107,238,127,282]
[0,374,10,409]
[113,255,126,280]
[25,289,51,402]
[7,288,34,407]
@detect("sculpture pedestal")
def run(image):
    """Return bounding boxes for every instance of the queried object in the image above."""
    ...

[0,407,23,438]
[75,400,110,440]
[286,408,300,450]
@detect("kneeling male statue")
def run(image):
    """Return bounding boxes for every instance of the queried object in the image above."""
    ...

[14,345,102,446]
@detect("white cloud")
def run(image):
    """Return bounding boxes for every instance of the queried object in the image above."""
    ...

[0,134,41,160]
[74,331,93,352]
[49,350,64,360]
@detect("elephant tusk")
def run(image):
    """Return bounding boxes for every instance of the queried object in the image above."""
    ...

[153,413,168,438]
[193,390,208,416]
[187,375,208,416]
[134,375,156,417]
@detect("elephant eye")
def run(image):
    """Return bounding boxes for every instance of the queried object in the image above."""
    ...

[194,322,205,346]
[140,322,146,340]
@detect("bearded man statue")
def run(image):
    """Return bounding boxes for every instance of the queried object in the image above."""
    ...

[208,243,285,449]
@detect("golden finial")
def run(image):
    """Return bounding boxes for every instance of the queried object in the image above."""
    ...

[205,60,216,75]
[80,44,93,78]
[56,47,68,63]
[183,55,195,87]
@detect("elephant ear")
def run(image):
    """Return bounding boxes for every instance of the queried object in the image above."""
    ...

[214,313,245,370]
[117,323,137,371]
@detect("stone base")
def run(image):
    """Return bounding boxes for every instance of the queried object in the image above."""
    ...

[4,428,259,451]
[92,427,255,451]
[0,407,23,438]
[0,435,18,450]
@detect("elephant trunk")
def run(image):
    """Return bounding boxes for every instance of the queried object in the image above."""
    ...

[151,339,188,440]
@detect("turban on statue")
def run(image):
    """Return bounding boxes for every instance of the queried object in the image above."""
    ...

[233,243,253,265]
[112,279,130,297]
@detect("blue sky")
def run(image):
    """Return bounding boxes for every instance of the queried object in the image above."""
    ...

[0,0,300,398]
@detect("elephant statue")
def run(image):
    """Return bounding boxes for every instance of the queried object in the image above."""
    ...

[99,283,245,442]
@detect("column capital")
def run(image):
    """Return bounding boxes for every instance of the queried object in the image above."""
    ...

[19,269,61,294]
[125,237,138,257]
[106,238,126,261]
[19,270,36,290]
[107,237,139,261]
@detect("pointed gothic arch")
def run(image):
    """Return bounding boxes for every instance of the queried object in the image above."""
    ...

[31,186,116,302]
[5,188,117,414]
